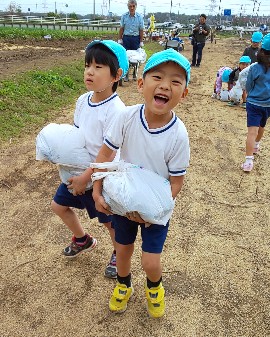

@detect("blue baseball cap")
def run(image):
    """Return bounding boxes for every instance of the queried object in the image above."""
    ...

[239,56,251,63]
[251,31,263,43]
[262,33,270,51]
[142,49,191,85]
[221,69,232,83]
[86,40,129,78]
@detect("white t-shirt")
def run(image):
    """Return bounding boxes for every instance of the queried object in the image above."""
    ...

[104,104,190,179]
[74,92,125,160]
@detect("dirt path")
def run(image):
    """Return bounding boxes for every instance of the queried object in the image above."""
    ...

[1,37,270,337]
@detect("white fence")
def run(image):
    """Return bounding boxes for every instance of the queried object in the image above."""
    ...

[0,15,120,26]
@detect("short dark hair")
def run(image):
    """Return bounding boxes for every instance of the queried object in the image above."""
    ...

[85,44,120,92]
[200,14,207,19]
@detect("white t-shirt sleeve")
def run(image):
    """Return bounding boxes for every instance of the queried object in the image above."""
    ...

[103,100,125,140]
[104,108,128,150]
[168,125,190,176]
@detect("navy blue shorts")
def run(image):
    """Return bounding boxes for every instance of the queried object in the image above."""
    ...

[53,183,112,224]
[246,102,270,127]
[112,214,169,254]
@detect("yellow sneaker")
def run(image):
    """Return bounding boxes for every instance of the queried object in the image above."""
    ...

[145,283,165,318]
[109,282,134,313]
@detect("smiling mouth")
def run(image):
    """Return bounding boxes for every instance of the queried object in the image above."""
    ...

[154,95,169,104]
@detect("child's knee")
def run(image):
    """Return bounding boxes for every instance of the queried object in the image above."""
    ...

[51,200,67,215]
[51,200,58,212]
[142,253,161,273]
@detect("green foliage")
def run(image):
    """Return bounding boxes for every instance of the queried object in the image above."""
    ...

[0,29,164,142]
[0,27,116,40]
[143,41,163,59]
[47,12,58,17]
[69,12,78,20]
[0,63,86,141]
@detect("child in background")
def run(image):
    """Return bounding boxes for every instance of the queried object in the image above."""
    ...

[242,33,270,172]
[227,55,251,108]
[211,67,233,100]
[51,40,129,278]
[242,31,263,64]
[93,49,190,317]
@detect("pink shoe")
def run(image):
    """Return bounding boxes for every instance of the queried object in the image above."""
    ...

[241,162,253,172]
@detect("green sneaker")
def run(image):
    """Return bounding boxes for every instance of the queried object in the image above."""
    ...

[109,283,134,313]
[145,283,165,318]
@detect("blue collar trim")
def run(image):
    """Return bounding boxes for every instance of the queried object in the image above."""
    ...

[140,105,177,134]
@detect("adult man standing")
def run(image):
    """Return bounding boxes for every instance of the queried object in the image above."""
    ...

[118,0,145,81]
[191,14,210,67]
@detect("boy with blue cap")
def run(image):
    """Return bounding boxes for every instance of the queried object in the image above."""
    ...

[242,33,270,172]
[242,31,263,64]
[228,55,251,107]
[92,48,190,317]
[51,40,129,279]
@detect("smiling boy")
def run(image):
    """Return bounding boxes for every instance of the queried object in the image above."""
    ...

[92,48,191,317]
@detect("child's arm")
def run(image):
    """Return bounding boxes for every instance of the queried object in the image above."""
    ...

[67,168,93,196]
[67,150,117,196]
[169,175,185,199]
[92,144,114,215]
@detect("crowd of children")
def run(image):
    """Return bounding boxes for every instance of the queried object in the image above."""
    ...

[212,55,251,107]
[211,31,270,172]
[38,29,270,319]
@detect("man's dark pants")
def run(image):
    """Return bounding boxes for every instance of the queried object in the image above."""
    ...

[192,42,205,66]
[123,35,140,50]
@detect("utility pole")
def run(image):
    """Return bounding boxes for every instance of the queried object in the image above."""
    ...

[93,0,96,17]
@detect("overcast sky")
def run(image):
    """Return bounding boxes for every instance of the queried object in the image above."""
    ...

[1,0,270,18]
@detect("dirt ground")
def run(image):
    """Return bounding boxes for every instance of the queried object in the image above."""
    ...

[1,36,270,337]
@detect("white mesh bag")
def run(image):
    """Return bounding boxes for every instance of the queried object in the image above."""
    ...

[219,89,230,101]
[126,48,147,64]
[36,123,93,187]
[91,161,175,226]
[229,81,243,103]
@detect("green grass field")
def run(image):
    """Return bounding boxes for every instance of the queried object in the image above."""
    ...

[0,27,163,142]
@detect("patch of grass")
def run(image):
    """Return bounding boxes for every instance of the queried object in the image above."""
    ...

[143,41,163,59]
[0,38,163,143]
[0,61,86,142]
[0,27,117,40]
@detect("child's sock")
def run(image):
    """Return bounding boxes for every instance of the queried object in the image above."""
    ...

[75,234,88,246]
[147,277,162,289]
[254,141,260,149]
[117,273,131,288]
[245,155,254,164]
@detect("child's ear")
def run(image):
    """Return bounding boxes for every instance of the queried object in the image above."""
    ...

[137,78,144,93]
[115,68,123,82]
[179,88,188,102]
